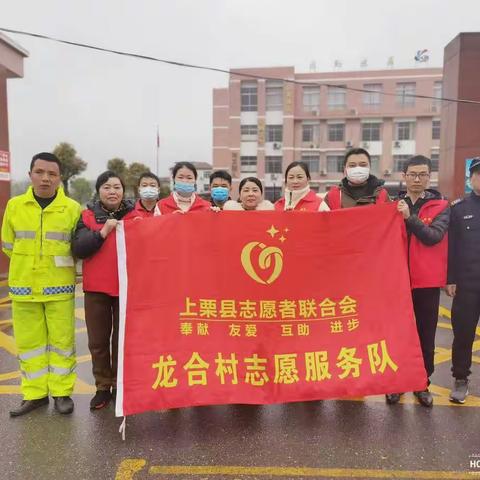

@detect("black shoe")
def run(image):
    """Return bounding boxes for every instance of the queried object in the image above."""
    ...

[111,388,117,401]
[90,390,112,410]
[53,396,74,414]
[385,393,402,404]
[9,397,49,417]
[414,389,433,408]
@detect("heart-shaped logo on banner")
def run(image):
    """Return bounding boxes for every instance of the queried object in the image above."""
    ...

[240,241,284,285]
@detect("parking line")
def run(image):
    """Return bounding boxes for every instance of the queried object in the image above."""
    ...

[146,463,475,479]
[115,459,146,480]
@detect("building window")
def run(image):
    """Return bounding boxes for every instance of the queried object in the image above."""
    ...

[431,153,439,172]
[393,155,411,172]
[395,121,415,141]
[266,80,283,111]
[432,120,441,140]
[363,84,382,106]
[328,123,345,142]
[240,156,257,174]
[370,156,380,175]
[241,125,258,141]
[264,186,282,202]
[362,122,381,141]
[327,155,344,173]
[266,125,283,142]
[301,154,320,173]
[303,86,320,113]
[396,82,416,107]
[328,85,346,110]
[433,81,442,110]
[241,81,258,112]
[302,122,320,143]
[265,156,283,174]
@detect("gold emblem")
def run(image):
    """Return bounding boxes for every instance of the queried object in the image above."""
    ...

[240,225,288,285]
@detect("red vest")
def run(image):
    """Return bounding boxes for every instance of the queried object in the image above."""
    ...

[134,199,155,218]
[327,186,389,210]
[409,199,448,289]
[274,190,325,211]
[157,194,211,214]
[81,209,138,296]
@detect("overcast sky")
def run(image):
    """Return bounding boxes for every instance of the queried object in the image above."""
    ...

[1,0,479,181]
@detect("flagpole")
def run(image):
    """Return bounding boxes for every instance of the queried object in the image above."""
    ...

[156,125,160,176]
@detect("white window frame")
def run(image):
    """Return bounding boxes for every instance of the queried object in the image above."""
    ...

[266,125,283,143]
[266,80,283,112]
[328,85,347,110]
[396,82,416,107]
[303,86,320,112]
[241,81,258,112]
[265,156,283,174]
[395,121,415,141]
[328,123,345,142]
[363,84,382,106]
[362,122,381,142]
[240,156,257,173]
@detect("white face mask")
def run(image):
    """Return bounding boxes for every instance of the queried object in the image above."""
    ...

[138,186,159,200]
[346,166,370,185]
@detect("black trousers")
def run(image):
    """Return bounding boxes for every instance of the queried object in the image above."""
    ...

[412,287,440,379]
[451,288,480,380]
[84,292,119,391]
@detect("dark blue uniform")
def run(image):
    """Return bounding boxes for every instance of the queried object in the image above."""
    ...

[448,192,480,379]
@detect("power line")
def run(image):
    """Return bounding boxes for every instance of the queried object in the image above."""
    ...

[2,26,480,106]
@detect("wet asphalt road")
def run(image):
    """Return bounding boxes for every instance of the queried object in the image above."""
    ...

[0,288,479,480]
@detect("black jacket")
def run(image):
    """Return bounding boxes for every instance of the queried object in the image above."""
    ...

[397,189,450,246]
[72,200,134,260]
[447,192,480,289]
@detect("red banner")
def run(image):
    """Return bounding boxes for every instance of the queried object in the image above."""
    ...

[116,204,426,417]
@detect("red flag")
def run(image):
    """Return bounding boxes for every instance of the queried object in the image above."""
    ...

[116,204,426,417]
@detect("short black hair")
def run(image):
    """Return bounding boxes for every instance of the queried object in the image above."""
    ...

[209,170,232,185]
[30,152,62,174]
[285,161,311,182]
[239,176,263,194]
[344,148,371,167]
[172,162,198,180]
[404,155,432,173]
[95,171,125,193]
[137,171,160,186]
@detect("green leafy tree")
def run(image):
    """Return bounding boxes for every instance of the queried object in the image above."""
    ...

[107,158,128,179]
[159,184,170,199]
[53,142,87,196]
[70,177,93,205]
[126,162,151,197]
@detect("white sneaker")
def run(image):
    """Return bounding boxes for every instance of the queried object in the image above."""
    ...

[449,379,469,404]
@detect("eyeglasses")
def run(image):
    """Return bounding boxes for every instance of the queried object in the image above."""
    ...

[405,173,430,179]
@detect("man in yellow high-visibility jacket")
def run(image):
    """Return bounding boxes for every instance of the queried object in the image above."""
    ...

[1,152,81,416]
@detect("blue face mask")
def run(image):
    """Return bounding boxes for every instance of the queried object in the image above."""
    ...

[174,181,196,196]
[211,186,229,203]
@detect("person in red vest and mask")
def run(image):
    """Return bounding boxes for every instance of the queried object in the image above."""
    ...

[274,161,330,212]
[72,171,138,410]
[134,172,161,217]
[386,155,450,408]
[155,162,210,215]
[324,148,390,209]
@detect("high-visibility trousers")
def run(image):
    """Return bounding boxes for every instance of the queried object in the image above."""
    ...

[12,298,76,400]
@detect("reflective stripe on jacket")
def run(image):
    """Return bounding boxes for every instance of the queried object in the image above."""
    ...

[1,187,81,301]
